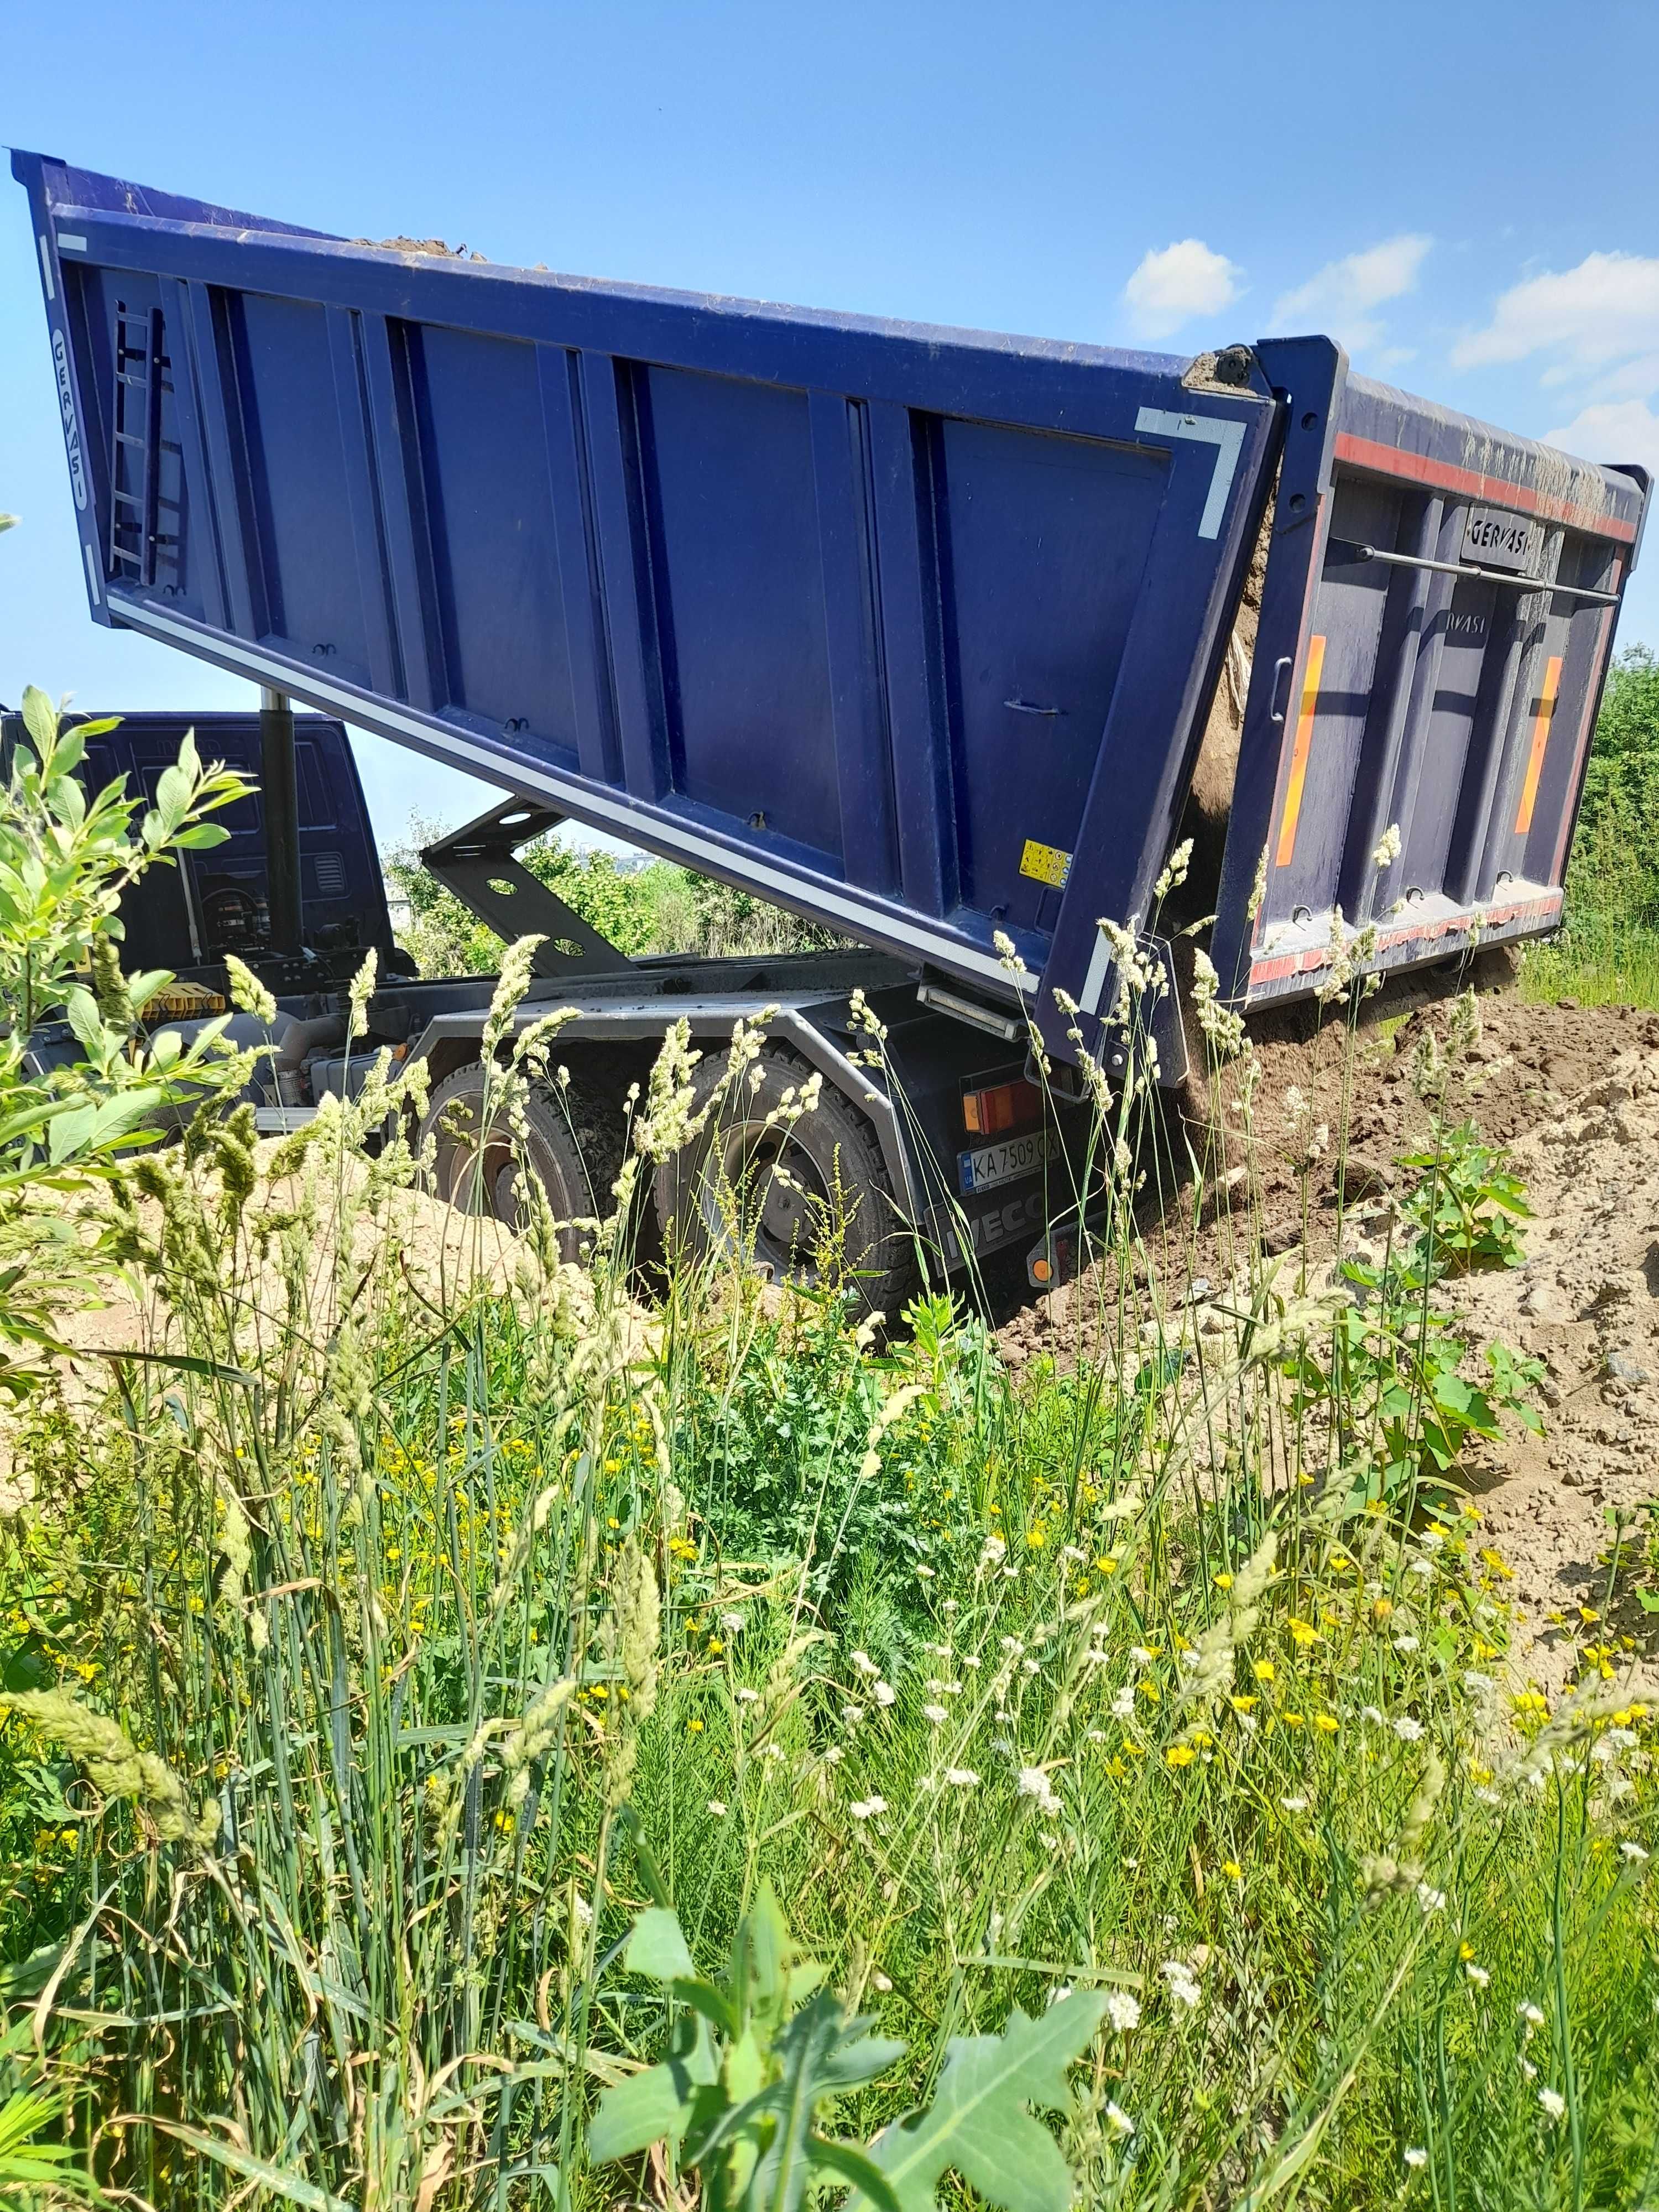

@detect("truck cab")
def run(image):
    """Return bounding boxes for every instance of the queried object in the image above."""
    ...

[0,708,408,995]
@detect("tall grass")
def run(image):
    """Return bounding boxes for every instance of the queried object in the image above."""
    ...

[3,927,1656,2209]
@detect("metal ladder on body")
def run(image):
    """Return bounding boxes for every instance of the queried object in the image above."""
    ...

[109,304,168,588]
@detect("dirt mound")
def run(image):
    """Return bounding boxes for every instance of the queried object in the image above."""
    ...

[1002,995,1659,1369]
[999,993,1659,1706]
[1438,1040,1659,1703]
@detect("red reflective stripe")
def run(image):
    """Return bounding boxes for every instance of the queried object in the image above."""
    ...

[1332,433,1637,543]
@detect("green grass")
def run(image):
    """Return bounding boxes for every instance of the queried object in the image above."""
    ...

[3,677,1659,2208]
[1521,910,1659,1011]
[1,984,1655,2211]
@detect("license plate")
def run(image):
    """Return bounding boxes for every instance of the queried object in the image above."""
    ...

[1462,505,1538,573]
[958,1128,1057,1194]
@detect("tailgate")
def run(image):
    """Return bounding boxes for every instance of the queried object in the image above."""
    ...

[1212,362,1650,1004]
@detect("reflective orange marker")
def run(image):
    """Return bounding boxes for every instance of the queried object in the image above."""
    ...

[1514,653,1564,836]
[1275,634,1327,868]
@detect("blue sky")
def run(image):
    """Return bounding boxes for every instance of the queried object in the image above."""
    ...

[5,0,1658,851]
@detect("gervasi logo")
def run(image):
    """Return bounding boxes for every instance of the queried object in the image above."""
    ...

[53,328,88,512]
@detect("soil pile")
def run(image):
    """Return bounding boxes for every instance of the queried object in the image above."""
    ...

[1000,993,1659,1704]
[1438,1039,1659,1702]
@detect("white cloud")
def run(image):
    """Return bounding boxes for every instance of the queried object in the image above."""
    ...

[1593,351,1659,400]
[1543,397,1659,476]
[1271,235,1432,355]
[1122,240,1241,341]
[1453,252,1659,371]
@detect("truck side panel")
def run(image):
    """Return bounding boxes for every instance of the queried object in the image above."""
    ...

[13,149,1278,1039]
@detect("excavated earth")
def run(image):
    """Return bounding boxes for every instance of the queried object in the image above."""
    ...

[999,992,1659,1704]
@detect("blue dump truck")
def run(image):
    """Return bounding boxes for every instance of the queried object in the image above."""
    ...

[12,151,1652,1306]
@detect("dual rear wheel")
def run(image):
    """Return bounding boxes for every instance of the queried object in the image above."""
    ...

[418,1046,916,1313]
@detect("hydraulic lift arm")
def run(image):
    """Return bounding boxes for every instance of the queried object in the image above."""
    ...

[419,799,636,978]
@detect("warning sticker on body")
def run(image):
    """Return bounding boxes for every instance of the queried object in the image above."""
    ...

[1019,838,1072,889]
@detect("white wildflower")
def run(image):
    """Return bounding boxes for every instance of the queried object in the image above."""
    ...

[1415,1881,1447,1915]
[851,1650,880,1677]
[873,1680,897,1709]
[1620,1840,1649,1864]
[921,1703,948,1725]
[1404,2147,1428,2170]
[1538,2087,1566,2122]
[1017,1766,1062,1818]
[849,1795,887,1820]
[1105,2100,1135,2136]
[1105,1991,1141,2033]
[706,1799,728,1817]
[1465,1962,1490,1989]
[942,1766,980,1788]
[1393,1715,1425,1743]
[1160,1960,1202,2011]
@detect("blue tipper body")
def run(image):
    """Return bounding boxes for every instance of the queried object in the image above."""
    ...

[14,152,1649,1071]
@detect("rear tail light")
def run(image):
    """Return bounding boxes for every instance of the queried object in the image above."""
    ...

[963,1076,1041,1136]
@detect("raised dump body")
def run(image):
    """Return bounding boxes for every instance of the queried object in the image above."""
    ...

[13,150,1649,1080]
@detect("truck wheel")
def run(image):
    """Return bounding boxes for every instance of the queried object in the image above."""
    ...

[654,1046,917,1318]
[420,1062,620,1264]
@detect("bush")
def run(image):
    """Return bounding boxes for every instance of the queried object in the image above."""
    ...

[1572,645,1659,928]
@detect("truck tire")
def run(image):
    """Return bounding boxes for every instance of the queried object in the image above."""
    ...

[653,1046,917,1319]
[419,1062,620,1265]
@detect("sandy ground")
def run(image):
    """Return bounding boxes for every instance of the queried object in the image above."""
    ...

[999,994,1659,1705]
[1438,1040,1659,1703]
